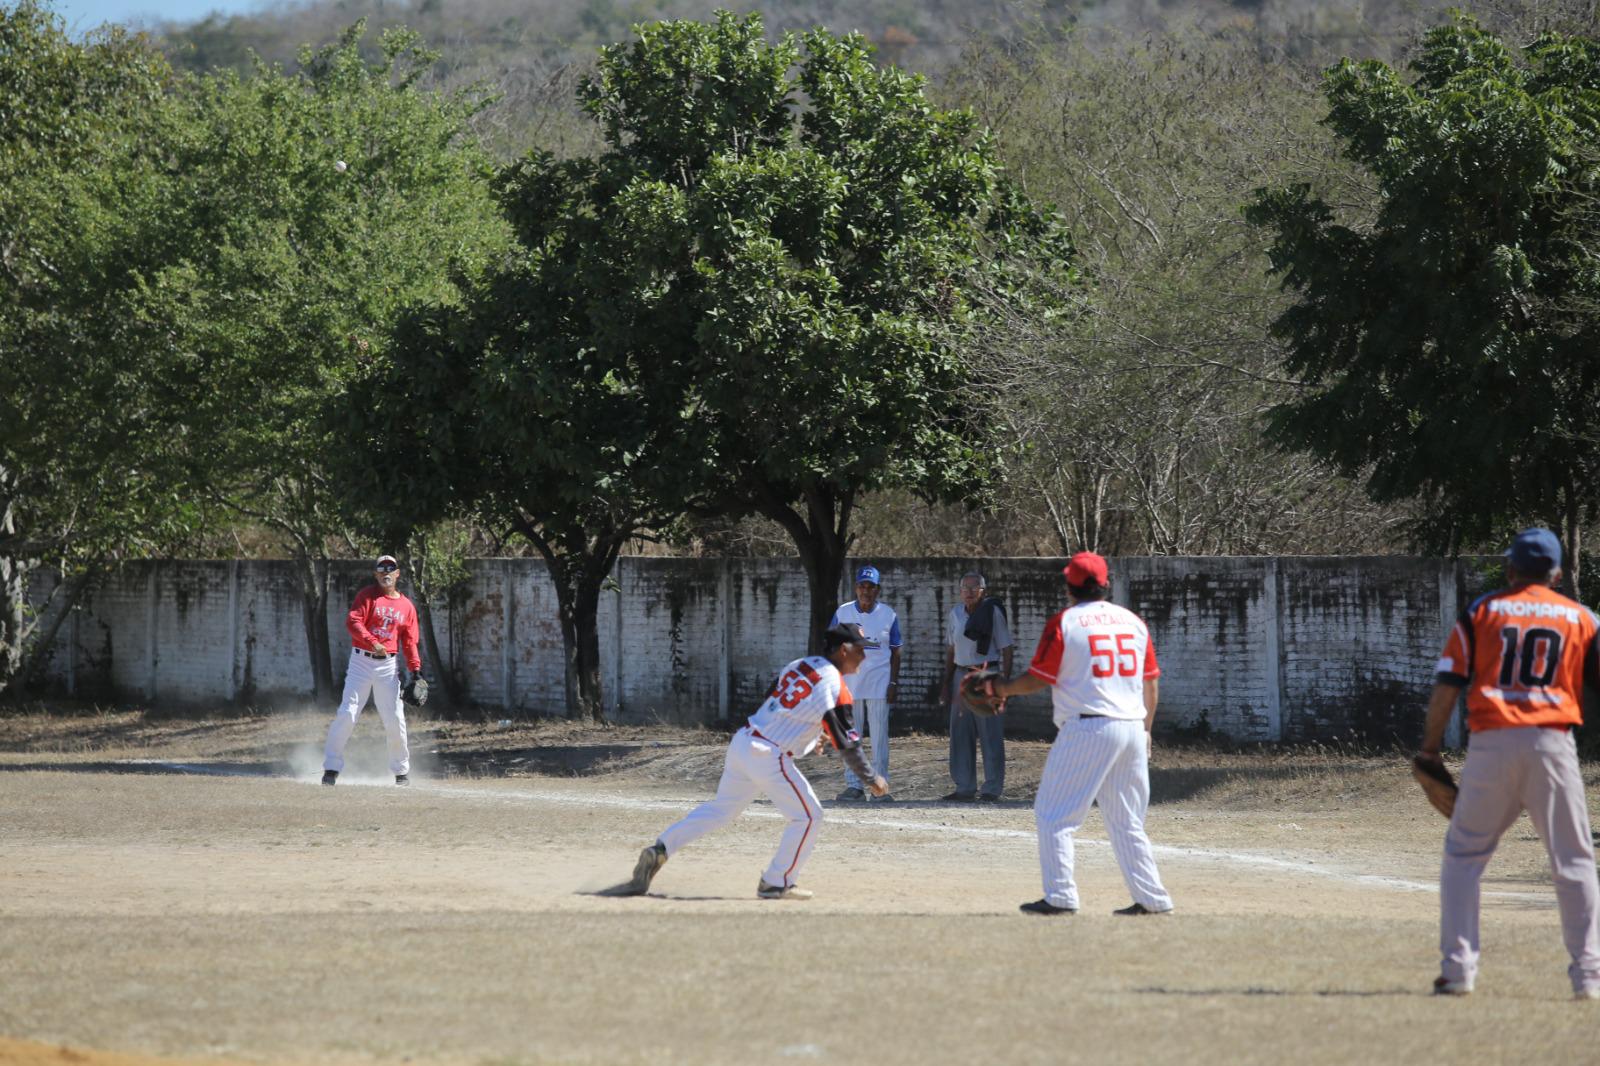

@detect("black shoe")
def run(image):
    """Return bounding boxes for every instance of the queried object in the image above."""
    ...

[978,794,1001,803]
[941,791,977,802]
[1113,902,1171,916]
[321,771,338,786]
[394,774,409,786]
[835,787,865,801]
[1020,899,1076,916]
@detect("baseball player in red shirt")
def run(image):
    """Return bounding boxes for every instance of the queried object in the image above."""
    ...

[980,552,1174,916]
[621,622,887,900]
[321,554,422,786]
[1419,528,1600,998]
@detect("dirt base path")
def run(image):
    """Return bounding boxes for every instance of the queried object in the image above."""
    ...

[1,711,1596,1065]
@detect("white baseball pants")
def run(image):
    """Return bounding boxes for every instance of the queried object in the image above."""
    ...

[323,649,410,776]
[843,697,890,790]
[1440,726,1600,994]
[1033,717,1172,912]
[658,727,823,889]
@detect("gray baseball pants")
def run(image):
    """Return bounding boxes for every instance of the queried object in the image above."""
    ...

[1440,725,1600,994]
[949,676,1004,798]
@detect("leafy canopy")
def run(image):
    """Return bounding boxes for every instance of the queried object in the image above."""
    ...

[1247,14,1600,555]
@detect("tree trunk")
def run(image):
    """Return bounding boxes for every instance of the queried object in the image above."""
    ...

[518,520,627,723]
[399,544,462,705]
[296,552,336,703]
[1562,488,1583,602]
[16,568,95,693]
[0,552,27,696]
[759,483,853,654]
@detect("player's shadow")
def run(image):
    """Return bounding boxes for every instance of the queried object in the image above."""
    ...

[0,759,278,777]
[1136,986,1418,997]
[584,886,741,901]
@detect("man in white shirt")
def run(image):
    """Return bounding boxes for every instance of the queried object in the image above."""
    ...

[940,571,1014,802]
[831,565,903,802]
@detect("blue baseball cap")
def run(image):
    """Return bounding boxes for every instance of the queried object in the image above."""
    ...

[1505,528,1562,573]
[855,565,881,586]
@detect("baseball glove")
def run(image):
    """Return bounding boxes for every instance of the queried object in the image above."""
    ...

[1411,752,1457,819]
[401,676,429,708]
[959,669,1007,717]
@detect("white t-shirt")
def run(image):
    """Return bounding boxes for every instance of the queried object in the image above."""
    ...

[947,600,1014,667]
[1026,601,1160,727]
[747,656,852,755]
[829,600,902,699]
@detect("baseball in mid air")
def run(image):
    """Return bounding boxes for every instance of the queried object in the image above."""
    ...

[334,160,348,173]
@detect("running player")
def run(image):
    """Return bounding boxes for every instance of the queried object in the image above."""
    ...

[622,622,887,899]
[1419,528,1600,998]
[322,554,422,786]
[980,552,1174,916]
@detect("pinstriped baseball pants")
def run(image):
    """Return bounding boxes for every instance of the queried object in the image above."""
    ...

[1033,717,1172,912]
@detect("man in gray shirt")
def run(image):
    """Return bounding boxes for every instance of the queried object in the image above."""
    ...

[940,571,1014,801]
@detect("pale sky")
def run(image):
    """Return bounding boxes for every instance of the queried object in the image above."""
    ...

[50,0,275,34]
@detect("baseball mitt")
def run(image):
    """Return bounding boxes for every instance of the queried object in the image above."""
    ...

[401,676,429,708]
[1411,752,1457,819]
[959,669,1007,717]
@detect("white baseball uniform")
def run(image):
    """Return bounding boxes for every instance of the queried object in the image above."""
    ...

[656,655,863,890]
[1026,600,1172,912]
[830,599,901,790]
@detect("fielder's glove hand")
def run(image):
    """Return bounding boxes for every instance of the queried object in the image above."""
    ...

[958,669,1007,717]
[1411,751,1456,819]
[401,676,429,708]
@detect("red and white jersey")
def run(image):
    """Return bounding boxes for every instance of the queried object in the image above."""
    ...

[347,586,422,672]
[747,656,853,756]
[1027,601,1159,727]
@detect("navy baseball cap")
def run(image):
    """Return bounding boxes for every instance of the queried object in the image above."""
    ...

[855,565,882,585]
[1505,528,1562,573]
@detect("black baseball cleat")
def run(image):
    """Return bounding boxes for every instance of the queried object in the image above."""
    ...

[941,791,977,802]
[1113,902,1172,916]
[977,794,1001,803]
[394,774,409,786]
[321,771,338,786]
[1020,899,1077,916]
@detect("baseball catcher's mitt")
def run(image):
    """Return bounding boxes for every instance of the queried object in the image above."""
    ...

[401,676,429,708]
[959,669,1007,717]
[1411,752,1457,819]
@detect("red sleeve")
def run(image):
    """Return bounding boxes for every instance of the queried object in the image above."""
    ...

[1027,610,1067,684]
[401,598,422,672]
[347,588,377,647]
[1143,636,1160,679]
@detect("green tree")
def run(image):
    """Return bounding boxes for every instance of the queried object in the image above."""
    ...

[1247,14,1600,593]
[131,22,510,700]
[0,1,203,696]
[573,12,1077,642]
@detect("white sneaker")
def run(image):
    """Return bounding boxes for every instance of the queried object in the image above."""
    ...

[626,843,667,895]
[1432,976,1473,996]
[757,880,814,900]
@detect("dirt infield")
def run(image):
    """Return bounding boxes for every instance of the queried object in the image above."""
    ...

[2,709,1598,1065]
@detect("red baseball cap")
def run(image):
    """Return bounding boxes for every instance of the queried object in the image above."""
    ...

[1063,551,1108,586]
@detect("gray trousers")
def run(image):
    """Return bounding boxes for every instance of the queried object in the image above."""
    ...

[949,675,1005,797]
[1440,726,1600,993]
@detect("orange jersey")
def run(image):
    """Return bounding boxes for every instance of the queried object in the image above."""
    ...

[1437,583,1600,733]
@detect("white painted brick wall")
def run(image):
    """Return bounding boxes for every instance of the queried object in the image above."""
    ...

[30,556,1490,742]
